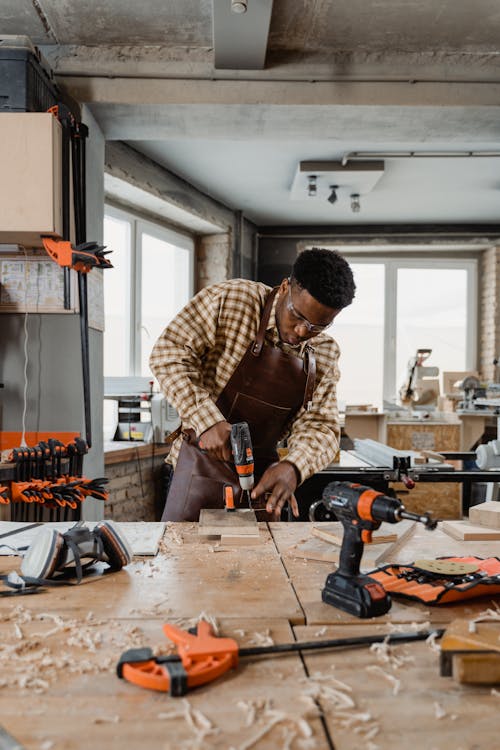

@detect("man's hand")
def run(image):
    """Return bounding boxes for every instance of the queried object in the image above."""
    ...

[251,461,300,521]
[198,421,232,461]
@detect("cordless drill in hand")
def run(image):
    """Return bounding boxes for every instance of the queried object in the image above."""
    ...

[229,422,255,508]
[309,481,438,618]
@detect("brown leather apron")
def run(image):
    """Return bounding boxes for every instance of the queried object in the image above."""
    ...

[162,286,316,521]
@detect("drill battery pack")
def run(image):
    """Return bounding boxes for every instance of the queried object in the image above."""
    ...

[368,556,500,605]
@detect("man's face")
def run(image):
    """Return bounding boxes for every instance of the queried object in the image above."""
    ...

[275,278,341,347]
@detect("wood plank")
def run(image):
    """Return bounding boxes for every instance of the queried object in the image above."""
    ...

[441,519,500,541]
[198,508,259,536]
[0,522,304,623]
[286,535,394,567]
[469,501,500,529]
[312,522,397,546]
[295,622,500,750]
[0,616,330,750]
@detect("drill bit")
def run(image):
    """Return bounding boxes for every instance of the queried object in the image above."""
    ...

[398,509,438,530]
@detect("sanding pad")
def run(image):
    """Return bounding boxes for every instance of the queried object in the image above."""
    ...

[413,559,479,576]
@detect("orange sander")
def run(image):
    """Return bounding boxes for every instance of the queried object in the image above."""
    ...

[309,481,438,618]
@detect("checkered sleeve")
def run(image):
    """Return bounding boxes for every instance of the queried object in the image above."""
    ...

[284,338,341,483]
[149,287,226,436]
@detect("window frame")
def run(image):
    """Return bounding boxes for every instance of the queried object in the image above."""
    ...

[341,255,478,405]
[103,203,195,388]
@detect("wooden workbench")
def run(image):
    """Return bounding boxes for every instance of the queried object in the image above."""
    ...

[0,520,499,749]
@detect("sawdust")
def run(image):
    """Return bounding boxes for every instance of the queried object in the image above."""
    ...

[303,670,380,743]
[231,699,316,750]
[0,605,147,694]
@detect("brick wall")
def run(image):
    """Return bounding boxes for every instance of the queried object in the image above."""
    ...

[479,246,500,382]
[104,449,169,522]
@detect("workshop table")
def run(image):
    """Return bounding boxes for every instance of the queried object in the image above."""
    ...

[0,520,499,750]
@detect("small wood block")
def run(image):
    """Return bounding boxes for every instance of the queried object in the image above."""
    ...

[312,523,397,546]
[198,508,258,537]
[469,502,500,530]
[441,520,500,541]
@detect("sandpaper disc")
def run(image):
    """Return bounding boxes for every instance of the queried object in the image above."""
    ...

[413,559,479,576]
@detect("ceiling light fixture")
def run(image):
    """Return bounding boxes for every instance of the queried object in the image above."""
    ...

[307,175,317,197]
[231,0,248,13]
[327,185,338,205]
[350,193,361,213]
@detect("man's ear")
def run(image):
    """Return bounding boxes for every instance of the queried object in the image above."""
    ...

[279,277,289,294]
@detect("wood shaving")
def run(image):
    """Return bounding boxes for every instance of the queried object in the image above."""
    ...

[369,637,413,669]
[194,612,219,636]
[93,716,120,724]
[247,629,274,647]
[314,627,327,637]
[40,742,54,750]
[0,605,147,694]
[366,665,401,696]
[434,702,446,719]
[426,631,441,653]
[301,671,379,742]
[491,689,500,697]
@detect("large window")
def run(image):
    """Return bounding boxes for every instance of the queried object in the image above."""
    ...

[103,206,194,379]
[330,257,477,410]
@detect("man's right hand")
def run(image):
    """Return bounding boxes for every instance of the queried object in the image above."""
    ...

[198,421,232,461]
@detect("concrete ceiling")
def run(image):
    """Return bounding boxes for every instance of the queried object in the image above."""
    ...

[5,0,500,227]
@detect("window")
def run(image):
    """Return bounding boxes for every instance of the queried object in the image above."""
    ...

[329,256,477,410]
[103,206,194,381]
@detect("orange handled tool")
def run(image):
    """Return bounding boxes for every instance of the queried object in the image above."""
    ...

[117,620,239,696]
[224,483,235,512]
[117,620,443,696]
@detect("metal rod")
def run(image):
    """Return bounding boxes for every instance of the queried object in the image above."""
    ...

[238,628,444,658]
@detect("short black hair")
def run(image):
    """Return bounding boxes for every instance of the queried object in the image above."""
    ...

[291,248,355,309]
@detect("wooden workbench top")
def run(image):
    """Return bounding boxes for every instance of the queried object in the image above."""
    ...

[0,617,329,750]
[1,520,499,749]
[0,522,304,624]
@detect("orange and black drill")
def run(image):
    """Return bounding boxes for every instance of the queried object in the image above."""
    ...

[309,481,438,618]
[229,422,255,508]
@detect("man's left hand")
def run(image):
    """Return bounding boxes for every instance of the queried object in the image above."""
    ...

[251,461,300,521]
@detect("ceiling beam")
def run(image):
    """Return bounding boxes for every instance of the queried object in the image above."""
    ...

[60,77,500,106]
[212,0,273,70]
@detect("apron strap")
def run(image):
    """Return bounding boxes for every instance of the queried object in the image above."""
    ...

[251,287,280,356]
[303,345,316,411]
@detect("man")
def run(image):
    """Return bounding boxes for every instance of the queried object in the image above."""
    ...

[150,248,355,521]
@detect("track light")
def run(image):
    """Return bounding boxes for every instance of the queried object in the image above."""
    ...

[350,193,361,213]
[231,0,248,13]
[307,175,317,197]
[327,185,338,205]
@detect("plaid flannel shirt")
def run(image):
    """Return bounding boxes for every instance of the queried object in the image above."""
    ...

[149,279,341,483]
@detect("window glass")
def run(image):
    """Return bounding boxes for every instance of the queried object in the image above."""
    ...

[331,263,385,410]
[103,215,130,376]
[396,267,468,393]
[140,232,192,377]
